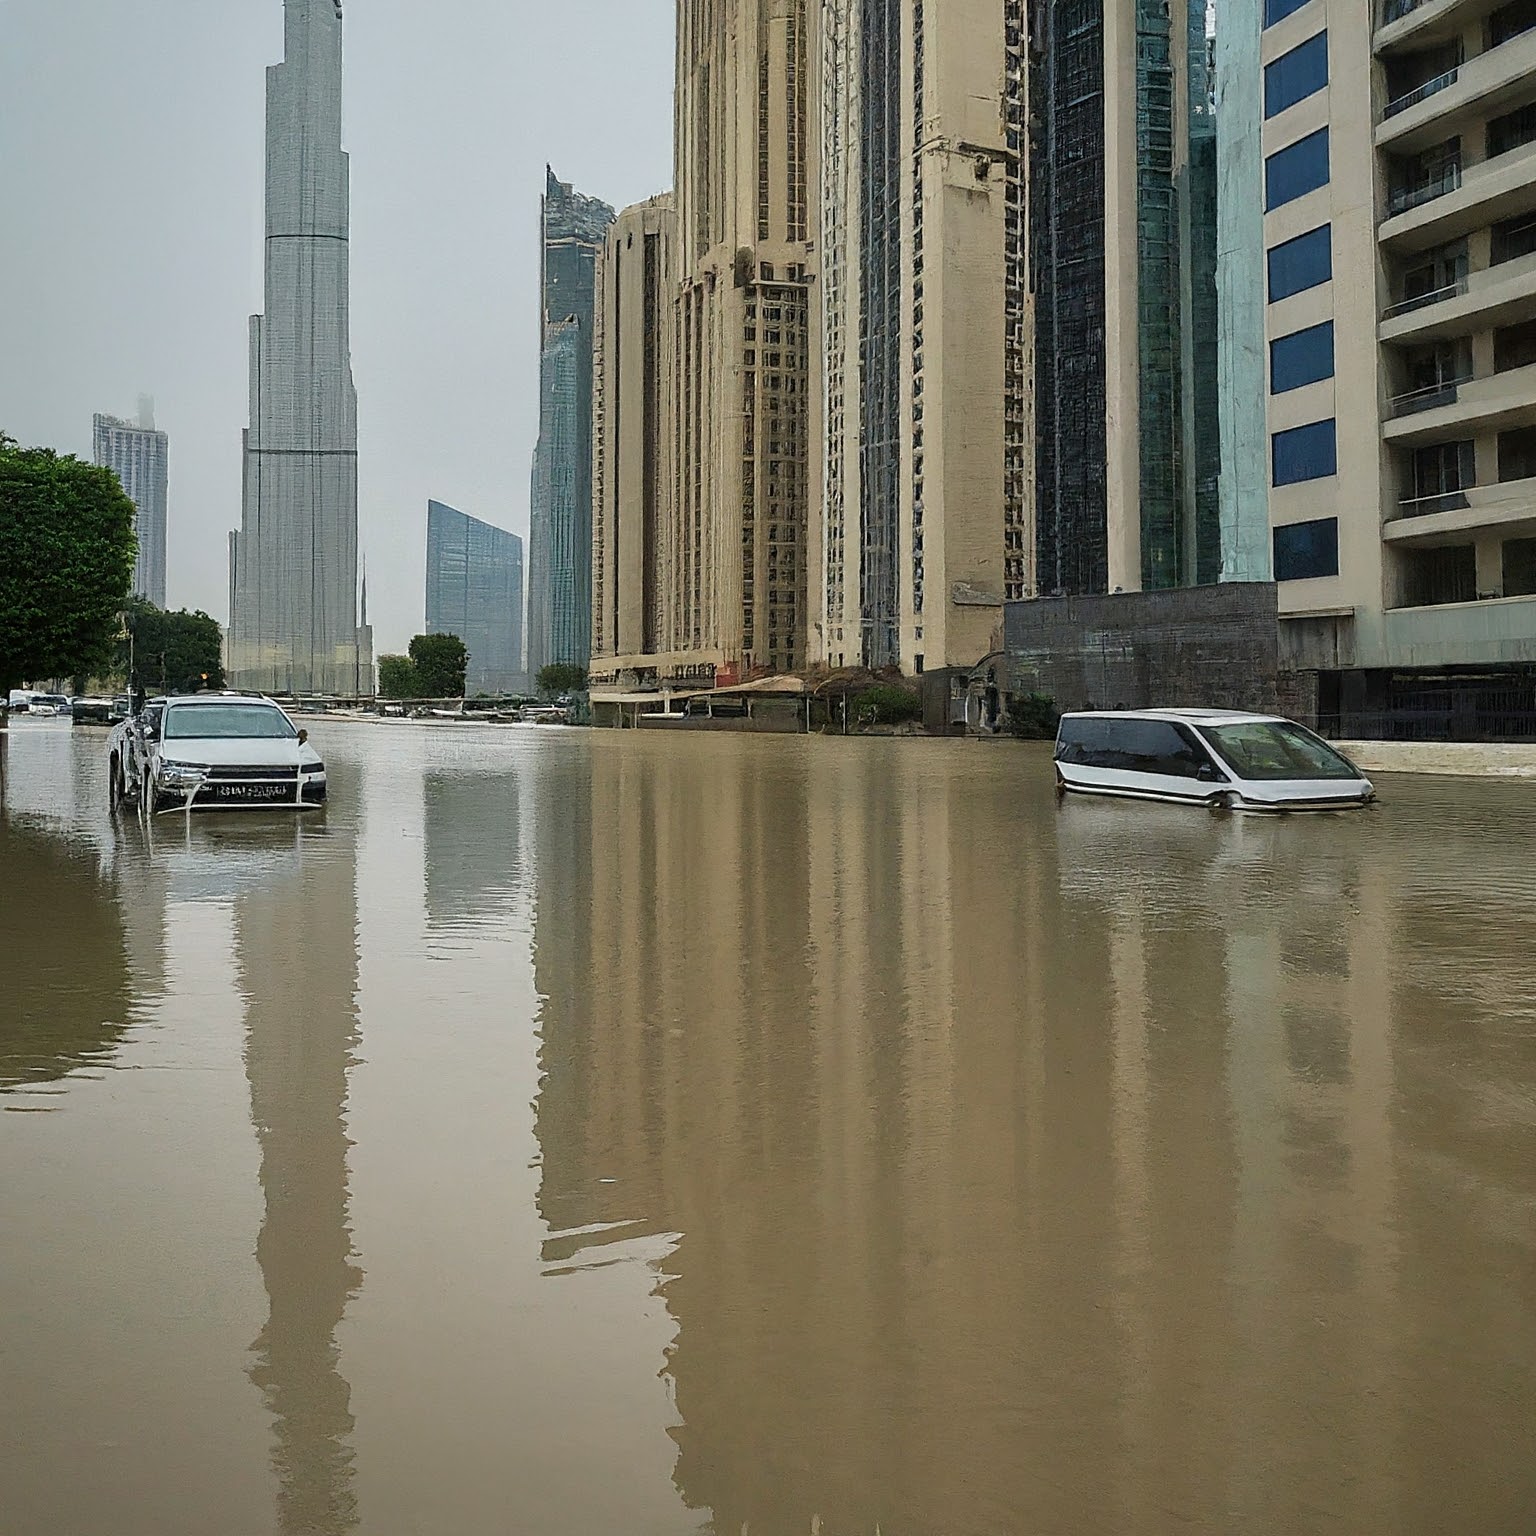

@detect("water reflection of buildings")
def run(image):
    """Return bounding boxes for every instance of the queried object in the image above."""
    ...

[233,778,363,1536]
[532,744,1536,1533]
[423,765,523,936]
[0,820,131,1091]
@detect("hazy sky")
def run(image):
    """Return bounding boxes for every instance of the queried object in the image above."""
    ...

[0,0,674,653]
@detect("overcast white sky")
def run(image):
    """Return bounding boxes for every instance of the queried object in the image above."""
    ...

[0,0,674,652]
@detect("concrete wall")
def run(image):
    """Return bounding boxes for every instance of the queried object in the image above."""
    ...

[1003,582,1281,712]
[1215,0,1272,582]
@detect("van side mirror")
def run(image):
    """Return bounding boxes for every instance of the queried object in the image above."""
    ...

[1196,761,1220,783]
[297,728,308,746]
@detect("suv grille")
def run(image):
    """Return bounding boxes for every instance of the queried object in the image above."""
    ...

[206,765,301,781]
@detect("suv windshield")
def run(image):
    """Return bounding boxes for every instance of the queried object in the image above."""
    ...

[1203,721,1359,781]
[163,704,297,741]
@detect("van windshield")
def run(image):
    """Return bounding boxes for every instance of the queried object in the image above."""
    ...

[1202,722,1359,781]
[163,704,297,741]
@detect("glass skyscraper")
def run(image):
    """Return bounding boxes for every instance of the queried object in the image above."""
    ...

[1030,0,1226,596]
[425,500,525,695]
[93,404,168,608]
[526,169,613,677]
[227,0,371,696]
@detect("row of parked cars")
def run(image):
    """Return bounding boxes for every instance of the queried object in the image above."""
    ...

[7,690,76,717]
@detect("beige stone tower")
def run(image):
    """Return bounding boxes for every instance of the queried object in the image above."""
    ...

[591,196,681,664]
[674,0,821,680]
[816,0,1028,676]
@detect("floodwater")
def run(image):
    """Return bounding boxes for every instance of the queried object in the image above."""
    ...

[2,720,1534,1536]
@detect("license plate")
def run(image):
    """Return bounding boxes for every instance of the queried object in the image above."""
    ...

[213,783,293,801]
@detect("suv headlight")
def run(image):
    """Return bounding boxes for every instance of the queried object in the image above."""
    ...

[160,761,207,789]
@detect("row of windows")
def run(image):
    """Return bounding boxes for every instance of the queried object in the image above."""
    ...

[1262,4,1333,587]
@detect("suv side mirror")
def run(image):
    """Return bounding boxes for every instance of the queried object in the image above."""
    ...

[297,728,308,746]
[1196,761,1221,783]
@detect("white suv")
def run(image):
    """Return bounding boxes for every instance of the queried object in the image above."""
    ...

[109,695,327,814]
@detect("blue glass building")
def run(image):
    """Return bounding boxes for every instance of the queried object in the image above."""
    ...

[425,500,525,694]
[526,169,614,676]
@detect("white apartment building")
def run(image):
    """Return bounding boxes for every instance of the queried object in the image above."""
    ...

[1261,0,1536,727]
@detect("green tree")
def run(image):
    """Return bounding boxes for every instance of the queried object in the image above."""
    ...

[856,684,922,727]
[117,598,225,694]
[408,633,468,698]
[1006,693,1061,741]
[378,655,419,698]
[0,434,136,699]
[537,661,588,698]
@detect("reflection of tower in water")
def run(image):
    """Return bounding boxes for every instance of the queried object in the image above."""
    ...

[530,743,1536,1531]
[236,810,362,1536]
[529,740,1091,1531]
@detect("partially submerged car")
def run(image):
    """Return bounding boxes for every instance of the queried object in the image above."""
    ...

[109,694,326,814]
[1053,710,1376,813]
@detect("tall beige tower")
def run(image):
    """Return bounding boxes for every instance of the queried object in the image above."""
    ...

[674,0,820,680]
[591,196,680,664]
[816,0,1027,676]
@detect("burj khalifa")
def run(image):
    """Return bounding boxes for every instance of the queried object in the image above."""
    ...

[228,0,372,696]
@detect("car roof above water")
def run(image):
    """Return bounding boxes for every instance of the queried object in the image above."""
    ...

[1059,708,1282,728]
[153,693,281,708]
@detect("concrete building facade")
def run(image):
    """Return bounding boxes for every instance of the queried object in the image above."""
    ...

[93,400,168,609]
[1259,0,1536,732]
[228,0,371,697]
[815,0,1025,676]
[425,500,524,695]
[526,170,613,679]
[591,196,679,665]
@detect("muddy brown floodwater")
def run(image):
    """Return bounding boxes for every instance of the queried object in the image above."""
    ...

[2,720,1534,1535]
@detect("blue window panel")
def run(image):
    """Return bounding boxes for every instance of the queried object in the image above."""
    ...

[1265,32,1328,118]
[1265,0,1313,24]
[1273,418,1337,486]
[1273,518,1340,581]
[1268,224,1332,301]
[1271,321,1335,393]
[1266,128,1330,211]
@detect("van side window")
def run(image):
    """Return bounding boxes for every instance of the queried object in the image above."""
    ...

[1058,719,1215,777]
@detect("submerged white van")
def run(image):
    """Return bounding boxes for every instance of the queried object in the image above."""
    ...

[1053,710,1376,812]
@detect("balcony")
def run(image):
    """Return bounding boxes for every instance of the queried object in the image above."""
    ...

[1383,474,1536,540]
[1382,250,1536,342]
[1377,0,1513,59]
[1384,159,1464,221]
[1377,25,1536,151]
[1381,140,1536,254]
[1387,377,1472,417]
[1384,68,1461,122]
[1383,360,1536,442]
[1382,278,1470,322]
